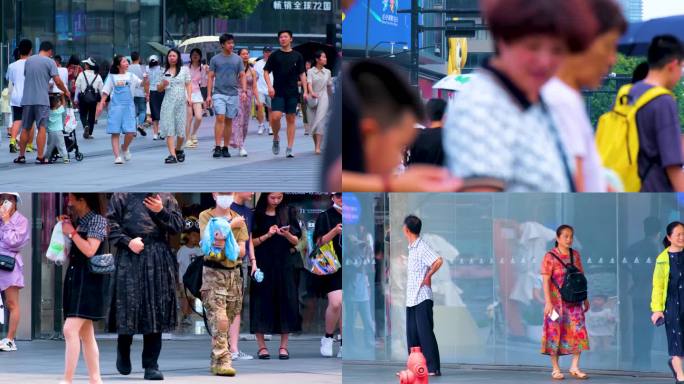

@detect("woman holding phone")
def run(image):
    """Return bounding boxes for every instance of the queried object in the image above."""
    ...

[540,224,590,380]
[651,221,684,383]
[251,193,302,360]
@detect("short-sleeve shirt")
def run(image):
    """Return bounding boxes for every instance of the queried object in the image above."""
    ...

[541,249,585,284]
[314,207,342,262]
[263,49,305,98]
[102,73,143,97]
[22,54,59,106]
[198,208,249,268]
[5,59,26,107]
[209,52,244,96]
[406,237,439,307]
[443,62,572,192]
[148,66,163,89]
[254,59,272,95]
[630,81,683,192]
[50,67,69,94]
[77,210,108,241]
[127,63,147,97]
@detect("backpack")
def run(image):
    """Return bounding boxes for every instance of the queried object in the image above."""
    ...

[547,249,588,304]
[595,83,673,192]
[78,73,101,105]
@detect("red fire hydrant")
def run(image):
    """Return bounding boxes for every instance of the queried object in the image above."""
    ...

[398,347,429,384]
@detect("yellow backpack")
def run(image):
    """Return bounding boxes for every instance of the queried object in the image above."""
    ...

[595,84,673,192]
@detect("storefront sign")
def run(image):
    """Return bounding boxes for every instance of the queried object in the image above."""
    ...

[272,1,333,11]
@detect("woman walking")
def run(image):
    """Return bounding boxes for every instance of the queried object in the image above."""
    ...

[185,48,207,149]
[58,193,109,384]
[75,58,103,139]
[652,221,684,383]
[541,224,590,380]
[107,193,183,380]
[0,193,29,352]
[158,48,191,164]
[96,55,146,164]
[147,55,165,140]
[306,52,333,155]
[230,48,260,157]
[251,193,302,360]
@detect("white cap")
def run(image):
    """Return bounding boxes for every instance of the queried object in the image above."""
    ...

[148,55,159,63]
[82,57,96,66]
[0,193,21,204]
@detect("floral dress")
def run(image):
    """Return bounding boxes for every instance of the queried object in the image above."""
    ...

[540,248,590,355]
[230,69,254,149]
[159,66,190,137]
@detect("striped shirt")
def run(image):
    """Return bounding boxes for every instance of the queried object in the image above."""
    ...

[406,237,439,307]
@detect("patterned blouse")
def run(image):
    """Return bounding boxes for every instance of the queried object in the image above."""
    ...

[77,210,107,241]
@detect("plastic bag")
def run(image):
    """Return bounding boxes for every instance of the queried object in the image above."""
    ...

[46,222,69,265]
[64,107,77,133]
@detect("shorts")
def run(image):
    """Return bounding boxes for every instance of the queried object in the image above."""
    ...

[21,105,50,131]
[11,106,23,122]
[306,269,342,298]
[213,94,239,118]
[258,92,272,109]
[271,96,299,114]
[191,91,203,104]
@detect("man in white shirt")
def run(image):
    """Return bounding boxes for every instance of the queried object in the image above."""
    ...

[254,46,273,135]
[5,39,32,153]
[402,214,443,376]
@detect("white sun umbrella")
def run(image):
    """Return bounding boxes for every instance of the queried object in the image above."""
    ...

[432,73,474,92]
[178,36,220,53]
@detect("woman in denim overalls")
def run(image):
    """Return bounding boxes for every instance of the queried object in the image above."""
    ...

[96,55,146,164]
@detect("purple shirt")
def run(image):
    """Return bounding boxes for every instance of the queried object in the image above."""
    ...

[0,211,30,267]
[630,81,683,192]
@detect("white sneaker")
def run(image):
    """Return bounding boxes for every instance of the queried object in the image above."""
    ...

[320,336,334,357]
[124,149,132,161]
[257,124,264,135]
[337,346,342,358]
[153,134,159,140]
[0,338,17,352]
[231,350,254,360]
[114,156,124,164]
[268,127,273,135]
[239,147,248,157]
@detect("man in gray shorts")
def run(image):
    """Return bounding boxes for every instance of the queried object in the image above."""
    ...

[15,41,70,164]
[206,33,247,159]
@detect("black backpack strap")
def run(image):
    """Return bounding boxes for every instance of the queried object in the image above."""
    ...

[546,250,566,291]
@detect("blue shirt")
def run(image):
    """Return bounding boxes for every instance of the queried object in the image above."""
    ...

[230,202,254,258]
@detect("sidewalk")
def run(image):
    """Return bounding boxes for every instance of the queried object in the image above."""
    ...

[0,337,341,383]
[0,114,323,191]
[343,361,672,384]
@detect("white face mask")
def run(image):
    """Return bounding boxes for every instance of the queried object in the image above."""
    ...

[333,203,342,211]
[216,195,232,209]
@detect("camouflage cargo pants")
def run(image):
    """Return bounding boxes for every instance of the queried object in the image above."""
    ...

[201,267,243,368]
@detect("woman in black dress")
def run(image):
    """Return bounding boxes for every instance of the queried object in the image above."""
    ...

[107,193,183,380]
[251,193,302,360]
[652,221,684,384]
[59,193,109,384]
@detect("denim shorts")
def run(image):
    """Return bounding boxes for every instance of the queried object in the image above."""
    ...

[213,94,239,118]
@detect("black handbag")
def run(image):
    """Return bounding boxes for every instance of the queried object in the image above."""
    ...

[0,254,16,272]
[88,253,115,274]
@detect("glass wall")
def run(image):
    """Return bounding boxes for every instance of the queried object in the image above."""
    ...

[343,193,682,373]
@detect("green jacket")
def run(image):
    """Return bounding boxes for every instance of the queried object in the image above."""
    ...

[652,248,671,313]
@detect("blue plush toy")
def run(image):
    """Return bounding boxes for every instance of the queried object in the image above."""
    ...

[200,217,239,262]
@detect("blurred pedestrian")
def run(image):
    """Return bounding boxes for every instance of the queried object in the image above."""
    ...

[185,48,207,149]
[128,51,148,137]
[75,58,103,139]
[147,55,165,140]
[6,39,32,154]
[306,51,333,155]
[406,98,447,167]
[230,48,260,157]
[254,47,273,135]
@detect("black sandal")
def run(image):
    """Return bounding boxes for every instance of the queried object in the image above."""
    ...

[35,157,48,164]
[164,155,178,164]
[257,347,270,360]
[279,347,290,360]
[13,156,26,164]
[176,150,185,163]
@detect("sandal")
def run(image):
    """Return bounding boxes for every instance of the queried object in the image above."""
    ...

[257,347,270,360]
[164,155,178,164]
[279,347,290,360]
[551,370,564,380]
[569,369,588,380]
[13,156,25,164]
[35,157,48,164]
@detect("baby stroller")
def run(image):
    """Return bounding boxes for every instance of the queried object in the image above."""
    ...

[50,100,84,162]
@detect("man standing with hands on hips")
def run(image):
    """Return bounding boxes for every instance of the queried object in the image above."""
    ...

[264,30,308,158]
[402,214,443,377]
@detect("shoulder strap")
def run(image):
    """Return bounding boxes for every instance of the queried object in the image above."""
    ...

[633,86,673,112]
[548,250,568,268]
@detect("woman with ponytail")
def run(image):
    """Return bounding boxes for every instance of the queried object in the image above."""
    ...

[651,221,684,383]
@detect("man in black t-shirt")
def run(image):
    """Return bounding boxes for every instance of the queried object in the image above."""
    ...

[312,192,343,358]
[407,98,447,167]
[264,30,309,158]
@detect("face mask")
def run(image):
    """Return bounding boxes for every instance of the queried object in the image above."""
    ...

[216,195,232,209]
[333,203,342,211]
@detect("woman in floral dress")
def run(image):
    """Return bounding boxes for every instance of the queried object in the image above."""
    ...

[158,48,192,164]
[230,48,260,157]
[540,224,589,380]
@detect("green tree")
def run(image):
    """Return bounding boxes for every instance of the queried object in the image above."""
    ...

[169,0,263,37]
[585,54,684,132]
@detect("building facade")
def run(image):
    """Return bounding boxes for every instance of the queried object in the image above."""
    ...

[619,0,643,22]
